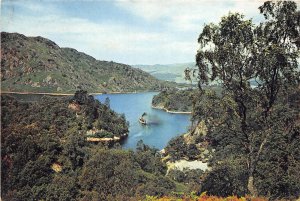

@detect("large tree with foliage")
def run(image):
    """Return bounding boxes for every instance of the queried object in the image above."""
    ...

[194,1,299,197]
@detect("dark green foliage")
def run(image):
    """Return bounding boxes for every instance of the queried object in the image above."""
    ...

[135,140,167,175]
[1,91,128,200]
[79,149,138,200]
[194,0,300,198]
[152,89,195,112]
[168,169,204,193]
[165,136,200,161]
[165,136,187,161]
[39,174,78,201]
[104,97,110,108]
[71,89,129,136]
[1,92,179,200]
[201,158,249,197]
[152,86,221,113]
[254,100,300,199]
[86,130,114,138]
[62,131,87,170]
[135,175,176,197]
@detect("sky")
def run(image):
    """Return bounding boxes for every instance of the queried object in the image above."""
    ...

[0,0,288,65]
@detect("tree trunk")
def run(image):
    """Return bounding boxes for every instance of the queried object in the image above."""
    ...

[247,168,258,197]
[247,130,269,197]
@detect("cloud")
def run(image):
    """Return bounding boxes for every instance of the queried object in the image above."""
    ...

[114,0,266,32]
[4,0,296,64]
[2,6,196,64]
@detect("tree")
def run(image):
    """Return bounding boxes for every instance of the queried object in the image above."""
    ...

[195,1,299,197]
[104,97,111,108]
[255,1,300,115]
[79,149,138,199]
[135,140,167,175]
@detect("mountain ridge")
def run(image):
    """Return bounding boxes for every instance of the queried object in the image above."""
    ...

[1,32,175,93]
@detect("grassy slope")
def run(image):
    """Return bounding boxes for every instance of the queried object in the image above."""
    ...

[1,32,176,93]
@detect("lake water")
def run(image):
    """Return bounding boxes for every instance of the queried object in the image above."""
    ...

[95,92,191,150]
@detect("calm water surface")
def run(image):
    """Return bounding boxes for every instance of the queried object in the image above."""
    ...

[95,92,191,150]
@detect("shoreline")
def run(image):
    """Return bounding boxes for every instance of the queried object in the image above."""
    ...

[1,90,160,96]
[1,91,74,96]
[86,133,128,143]
[93,90,159,95]
[152,105,192,114]
[2,91,192,114]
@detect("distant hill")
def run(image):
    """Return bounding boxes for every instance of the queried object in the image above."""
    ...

[134,62,196,83]
[134,63,262,88]
[1,32,175,93]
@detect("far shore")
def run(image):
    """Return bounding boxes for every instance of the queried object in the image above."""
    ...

[152,105,192,114]
[1,90,160,96]
[1,91,74,96]
[2,91,192,114]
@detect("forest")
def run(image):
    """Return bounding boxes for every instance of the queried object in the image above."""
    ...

[152,88,196,112]
[2,90,219,200]
[186,0,300,199]
[152,86,222,113]
[1,91,178,200]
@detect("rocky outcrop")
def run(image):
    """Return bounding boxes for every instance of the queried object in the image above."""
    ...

[163,121,213,164]
[86,133,128,143]
[51,163,62,173]
[68,102,81,112]
[166,160,209,172]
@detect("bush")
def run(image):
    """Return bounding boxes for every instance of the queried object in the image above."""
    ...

[201,158,248,197]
